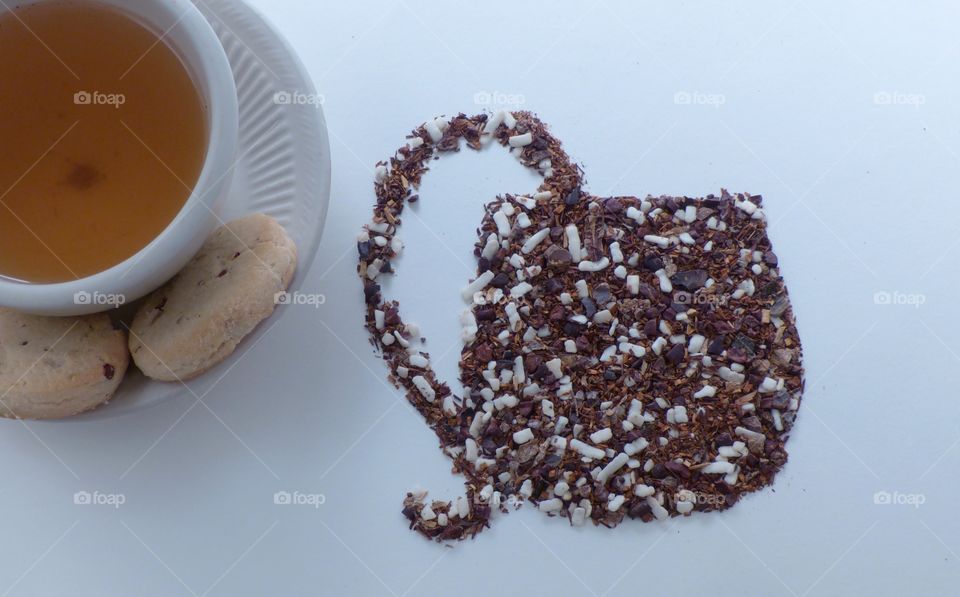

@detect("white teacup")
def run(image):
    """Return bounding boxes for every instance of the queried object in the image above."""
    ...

[0,0,238,316]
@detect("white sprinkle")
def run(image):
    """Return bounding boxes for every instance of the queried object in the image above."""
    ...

[538,498,563,513]
[510,281,533,298]
[624,437,648,456]
[647,496,669,521]
[599,345,618,362]
[503,111,517,128]
[565,225,583,262]
[461,310,478,344]
[508,132,533,147]
[546,358,563,379]
[759,377,779,393]
[684,205,697,223]
[607,494,626,512]
[482,110,505,135]
[571,507,587,526]
[688,334,706,354]
[517,213,532,228]
[495,394,519,410]
[424,119,443,142]
[679,232,695,245]
[651,336,668,355]
[597,452,629,483]
[409,354,429,368]
[513,428,535,444]
[635,484,655,497]
[719,367,746,384]
[590,427,613,444]
[481,234,500,260]
[513,356,526,385]
[618,342,645,358]
[555,416,569,434]
[702,461,735,474]
[541,399,555,418]
[366,259,383,279]
[505,302,522,330]
[570,439,606,460]
[515,195,536,210]
[737,199,758,215]
[381,332,395,346]
[493,210,511,237]
[412,376,436,402]
[533,191,552,201]
[456,496,470,518]
[579,257,610,272]
[610,242,624,263]
[615,265,628,279]
[626,274,640,295]
[374,310,385,330]
[676,500,694,514]
[564,340,577,353]
[374,164,388,183]
[772,409,784,432]
[521,228,551,254]
[694,385,717,399]
[461,271,495,301]
[590,311,612,326]
[408,136,424,148]
[644,235,670,249]
[655,269,673,293]
[673,405,689,424]
[575,279,589,298]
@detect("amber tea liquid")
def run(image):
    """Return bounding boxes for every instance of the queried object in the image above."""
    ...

[0,1,207,283]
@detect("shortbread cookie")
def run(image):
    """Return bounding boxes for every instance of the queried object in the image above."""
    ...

[129,214,297,381]
[0,309,129,419]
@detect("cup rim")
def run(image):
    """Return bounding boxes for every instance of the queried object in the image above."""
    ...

[0,0,239,315]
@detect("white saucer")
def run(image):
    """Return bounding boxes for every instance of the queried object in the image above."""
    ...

[77,0,331,420]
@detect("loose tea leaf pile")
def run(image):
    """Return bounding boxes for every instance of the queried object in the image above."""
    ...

[358,112,804,541]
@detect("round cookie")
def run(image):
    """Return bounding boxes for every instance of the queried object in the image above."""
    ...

[129,213,297,381]
[0,309,129,419]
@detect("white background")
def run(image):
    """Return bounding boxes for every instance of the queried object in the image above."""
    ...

[2,1,959,595]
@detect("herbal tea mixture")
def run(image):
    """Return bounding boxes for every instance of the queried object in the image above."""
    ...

[358,112,804,541]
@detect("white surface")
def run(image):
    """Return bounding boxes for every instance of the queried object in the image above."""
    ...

[84,0,331,418]
[2,1,959,595]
